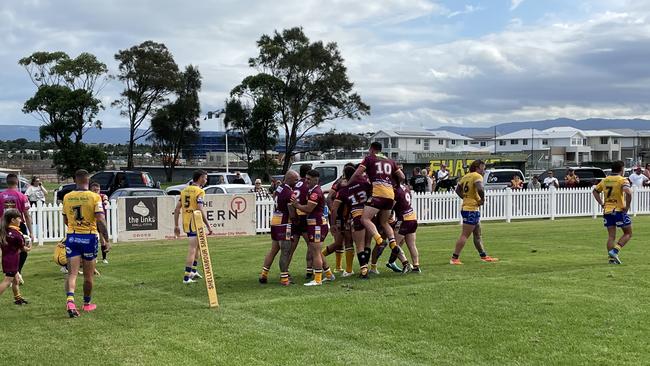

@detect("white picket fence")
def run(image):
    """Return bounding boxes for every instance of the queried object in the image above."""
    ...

[27,188,650,242]
[255,187,650,233]
[28,200,119,245]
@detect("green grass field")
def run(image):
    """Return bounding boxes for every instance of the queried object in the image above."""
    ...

[2,217,649,365]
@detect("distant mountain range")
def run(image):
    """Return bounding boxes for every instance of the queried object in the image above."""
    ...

[3,118,650,143]
[1,126,149,144]
[432,118,650,137]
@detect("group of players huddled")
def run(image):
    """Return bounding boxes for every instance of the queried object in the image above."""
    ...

[259,141,497,287]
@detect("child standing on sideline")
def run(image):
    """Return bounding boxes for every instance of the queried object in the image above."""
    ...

[0,209,30,304]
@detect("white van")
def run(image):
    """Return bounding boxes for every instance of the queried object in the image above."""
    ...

[289,159,362,193]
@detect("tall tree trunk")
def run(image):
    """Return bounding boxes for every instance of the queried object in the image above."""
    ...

[127,125,135,169]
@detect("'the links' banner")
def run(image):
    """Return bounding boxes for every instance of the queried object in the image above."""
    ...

[118,194,256,242]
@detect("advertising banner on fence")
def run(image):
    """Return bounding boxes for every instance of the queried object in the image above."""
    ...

[118,193,256,242]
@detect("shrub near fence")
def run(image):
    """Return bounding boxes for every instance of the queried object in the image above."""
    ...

[28,188,650,242]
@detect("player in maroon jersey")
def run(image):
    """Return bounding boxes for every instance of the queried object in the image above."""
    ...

[291,170,335,286]
[288,164,314,279]
[322,162,356,273]
[259,170,300,286]
[346,142,405,277]
[386,179,420,273]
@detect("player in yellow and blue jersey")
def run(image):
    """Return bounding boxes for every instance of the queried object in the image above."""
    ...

[593,160,633,264]
[174,170,213,284]
[450,160,498,265]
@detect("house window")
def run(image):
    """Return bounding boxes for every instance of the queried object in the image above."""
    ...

[438,139,444,145]
[464,140,468,145]
[542,139,548,145]
[523,139,528,145]
[416,139,421,145]
[571,137,583,146]
[600,137,609,144]
[510,139,519,145]
[390,138,398,148]
[613,138,619,144]
[499,140,506,146]
[480,141,487,147]
[451,140,456,145]
[471,141,478,145]
[423,139,430,151]
[583,139,587,145]
[391,152,398,159]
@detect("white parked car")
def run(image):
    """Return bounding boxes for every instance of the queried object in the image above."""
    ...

[289,159,362,193]
[203,184,255,195]
[166,172,252,195]
[483,169,525,190]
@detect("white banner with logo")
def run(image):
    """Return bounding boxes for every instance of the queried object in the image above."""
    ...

[117,193,256,242]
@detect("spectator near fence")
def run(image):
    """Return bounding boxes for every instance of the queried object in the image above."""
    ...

[629,167,649,188]
[25,176,48,206]
[564,168,580,188]
[543,170,559,188]
[510,175,524,190]
[527,175,541,190]
[409,168,427,193]
[252,179,271,200]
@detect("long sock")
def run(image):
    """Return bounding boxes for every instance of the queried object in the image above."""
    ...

[314,269,323,283]
[478,251,487,258]
[322,245,334,257]
[66,292,74,303]
[452,253,460,259]
[306,267,313,275]
[373,233,383,246]
[335,250,343,270]
[370,263,377,271]
[18,252,27,272]
[83,296,91,305]
[14,293,23,301]
[324,267,333,279]
[191,260,199,274]
[102,249,107,261]
[345,248,355,273]
[184,266,191,281]
[613,243,623,253]
[357,251,368,275]
[388,252,397,264]
[280,272,289,285]
[260,266,269,278]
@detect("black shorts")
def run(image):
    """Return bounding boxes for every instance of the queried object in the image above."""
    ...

[4,271,16,277]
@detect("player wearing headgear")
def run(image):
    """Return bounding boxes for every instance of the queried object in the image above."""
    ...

[346,142,405,277]
[174,170,213,284]
[62,169,110,317]
[450,160,499,265]
[291,169,335,286]
[259,170,300,285]
[592,160,633,264]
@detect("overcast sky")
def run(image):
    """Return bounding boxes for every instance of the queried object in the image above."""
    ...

[2,0,650,132]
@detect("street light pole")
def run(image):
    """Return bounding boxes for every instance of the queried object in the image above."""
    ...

[225,129,229,173]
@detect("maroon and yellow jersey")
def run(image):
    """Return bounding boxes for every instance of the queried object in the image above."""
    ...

[329,176,349,219]
[307,185,326,225]
[394,184,416,221]
[360,154,399,200]
[292,179,310,216]
[274,184,293,216]
[336,181,371,218]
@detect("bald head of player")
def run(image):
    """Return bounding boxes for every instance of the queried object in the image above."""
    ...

[284,170,300,187]
[75,169,90,189]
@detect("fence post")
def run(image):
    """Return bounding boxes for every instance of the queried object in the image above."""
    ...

[111,199,119,243]
[632,187,638,217]
[549,186,556,220]
[505,188,513,223]
[37,200,44,246]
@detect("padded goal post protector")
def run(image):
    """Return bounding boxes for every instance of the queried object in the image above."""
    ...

[193,210,219,308]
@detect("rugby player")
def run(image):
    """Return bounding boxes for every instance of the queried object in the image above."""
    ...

[592,160,633,264]
[322,163,356,273]
[386,178,420,273]
[450,160,499,265]
[291,170,335,286]
[90,182,110,264]
[347,142,405,277]
[62,169,110,317]
[259,170,300,285]
[289,164,314,279]
[0,173,33,285]
[174,170,213,284]
[332,166,373,278]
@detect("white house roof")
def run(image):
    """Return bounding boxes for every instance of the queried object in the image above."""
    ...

[495,129,548,140]
[541,127,586,138]
[374,129,472,140]
[610,128,650,137]
[582,130,622,137]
